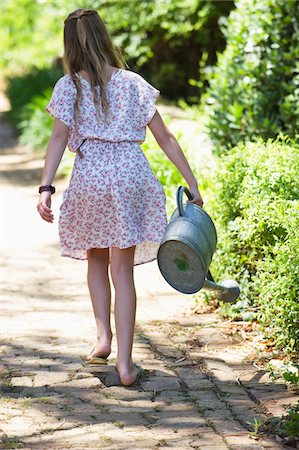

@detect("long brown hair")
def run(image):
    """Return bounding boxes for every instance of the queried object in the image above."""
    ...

[63,9,127,122]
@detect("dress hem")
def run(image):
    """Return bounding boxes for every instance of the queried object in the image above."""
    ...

[59,238,163,266]
[60,252,158,267]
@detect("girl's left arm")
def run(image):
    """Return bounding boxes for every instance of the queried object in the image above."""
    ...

[37,119,69,223]
[148,110,204,207]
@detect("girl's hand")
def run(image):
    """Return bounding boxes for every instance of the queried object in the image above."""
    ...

[187,184,204,208]
[37,191,54,223]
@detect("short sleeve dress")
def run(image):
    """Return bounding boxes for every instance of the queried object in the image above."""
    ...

[45,69,168,266]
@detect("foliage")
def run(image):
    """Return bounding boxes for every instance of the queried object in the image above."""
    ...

[2,0,234,101]
[206,0,299,151]
[142,116,205,218]
[17,89,54,150]
[246,418,264,437]
[1,0,78,76]
[204,137,299,356]
[16,87,76,178]
[265,401,299,443]
[277,403,299,439]
[92,0,234,101]
[5,67,63,128]
[142,127,185,218]
[268,360,299,388]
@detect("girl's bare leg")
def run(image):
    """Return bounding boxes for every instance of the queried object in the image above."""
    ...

[110,245,139,386]
[86,247,112,358]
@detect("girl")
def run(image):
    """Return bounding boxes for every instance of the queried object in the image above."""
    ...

[37,8,203,387]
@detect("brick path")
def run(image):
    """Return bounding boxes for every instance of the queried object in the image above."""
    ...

[1,111,297,449]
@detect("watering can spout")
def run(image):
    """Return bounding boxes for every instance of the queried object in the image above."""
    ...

[157,186,240,303]
[203,272,241,303]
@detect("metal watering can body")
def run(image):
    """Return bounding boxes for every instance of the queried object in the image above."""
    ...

[157,186,240,302]
[157,186,217,294]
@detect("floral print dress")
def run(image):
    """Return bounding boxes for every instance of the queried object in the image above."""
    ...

[45,68,168,265]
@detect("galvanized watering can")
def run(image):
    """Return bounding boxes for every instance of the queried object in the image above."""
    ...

[157,186,240,302]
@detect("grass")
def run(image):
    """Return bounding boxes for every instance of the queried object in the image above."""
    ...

[112,420,125,429]
[0,435,23,449]
[19,398,31,409]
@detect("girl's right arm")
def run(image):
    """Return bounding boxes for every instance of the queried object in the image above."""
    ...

[147,110,204,207]
[37,118,69,223]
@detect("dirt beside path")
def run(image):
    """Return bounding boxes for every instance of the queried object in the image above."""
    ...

[1,107,297,449]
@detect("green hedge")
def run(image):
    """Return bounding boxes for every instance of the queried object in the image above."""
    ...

[205,137,299,356]
[206,0,299,151]
[5,67,62,128]
[2,1,234,102]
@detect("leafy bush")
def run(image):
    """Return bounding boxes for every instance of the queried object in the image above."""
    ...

[142,118,204,218]
[5,67,63,128]
[18,89,53,150]
[277,403,299,441]
[17,88,76,178]
[2,1,234,102]
[205,137,299,356]
[206,0,299,151]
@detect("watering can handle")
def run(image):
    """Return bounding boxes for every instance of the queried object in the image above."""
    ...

[177,186,193,217]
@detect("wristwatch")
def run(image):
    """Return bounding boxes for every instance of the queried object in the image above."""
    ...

[38,185,56,194]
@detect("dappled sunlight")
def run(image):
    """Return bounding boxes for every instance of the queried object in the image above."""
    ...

[2,0,298,442]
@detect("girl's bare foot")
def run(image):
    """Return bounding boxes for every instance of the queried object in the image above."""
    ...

[116,362,142,386]
[89,332,112,359]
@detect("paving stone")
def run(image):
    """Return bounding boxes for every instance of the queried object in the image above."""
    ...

[174,367,208,379]
[141,376,181,391]
[159,447,192,450]
[157,390,192,403]
[33,371,71,386]
[230,404,265,417]
[211,368,238,383]
[184,377,214,389]
[103,386,154,401]
[235,367,265,381]
[213,350,247,365]
[10,376,34,387]
[249,389,297,410]
[203,410,246,435]
[224,433,265,449]
[170,359,196,367]
[226,396,258,409]
[160,438,196,447]
[1,415,36,435]
[49,363,84,372]
[214,381,246,393]
[147,423,206,439]
[195,395,226,411]
[129,399,165,412]
[53,377,103,390]
[227,445,265,450]
[152,412,207,429]
[244,383,288,392]
[264,396,299,417]
[141,331,168,345]
[257,437,287,449]
[190,440,229,450]
[154,345,185,359]
[152,368,176,377]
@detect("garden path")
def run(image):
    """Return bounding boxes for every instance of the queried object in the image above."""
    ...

[1,95,296,449]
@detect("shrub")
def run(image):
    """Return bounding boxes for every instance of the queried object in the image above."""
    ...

[2,1,234,102]
[142,119,203,218]
[18,89,54,151]
[5,67,63,128]
[206,0,299,152]
[205,137,299,356]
